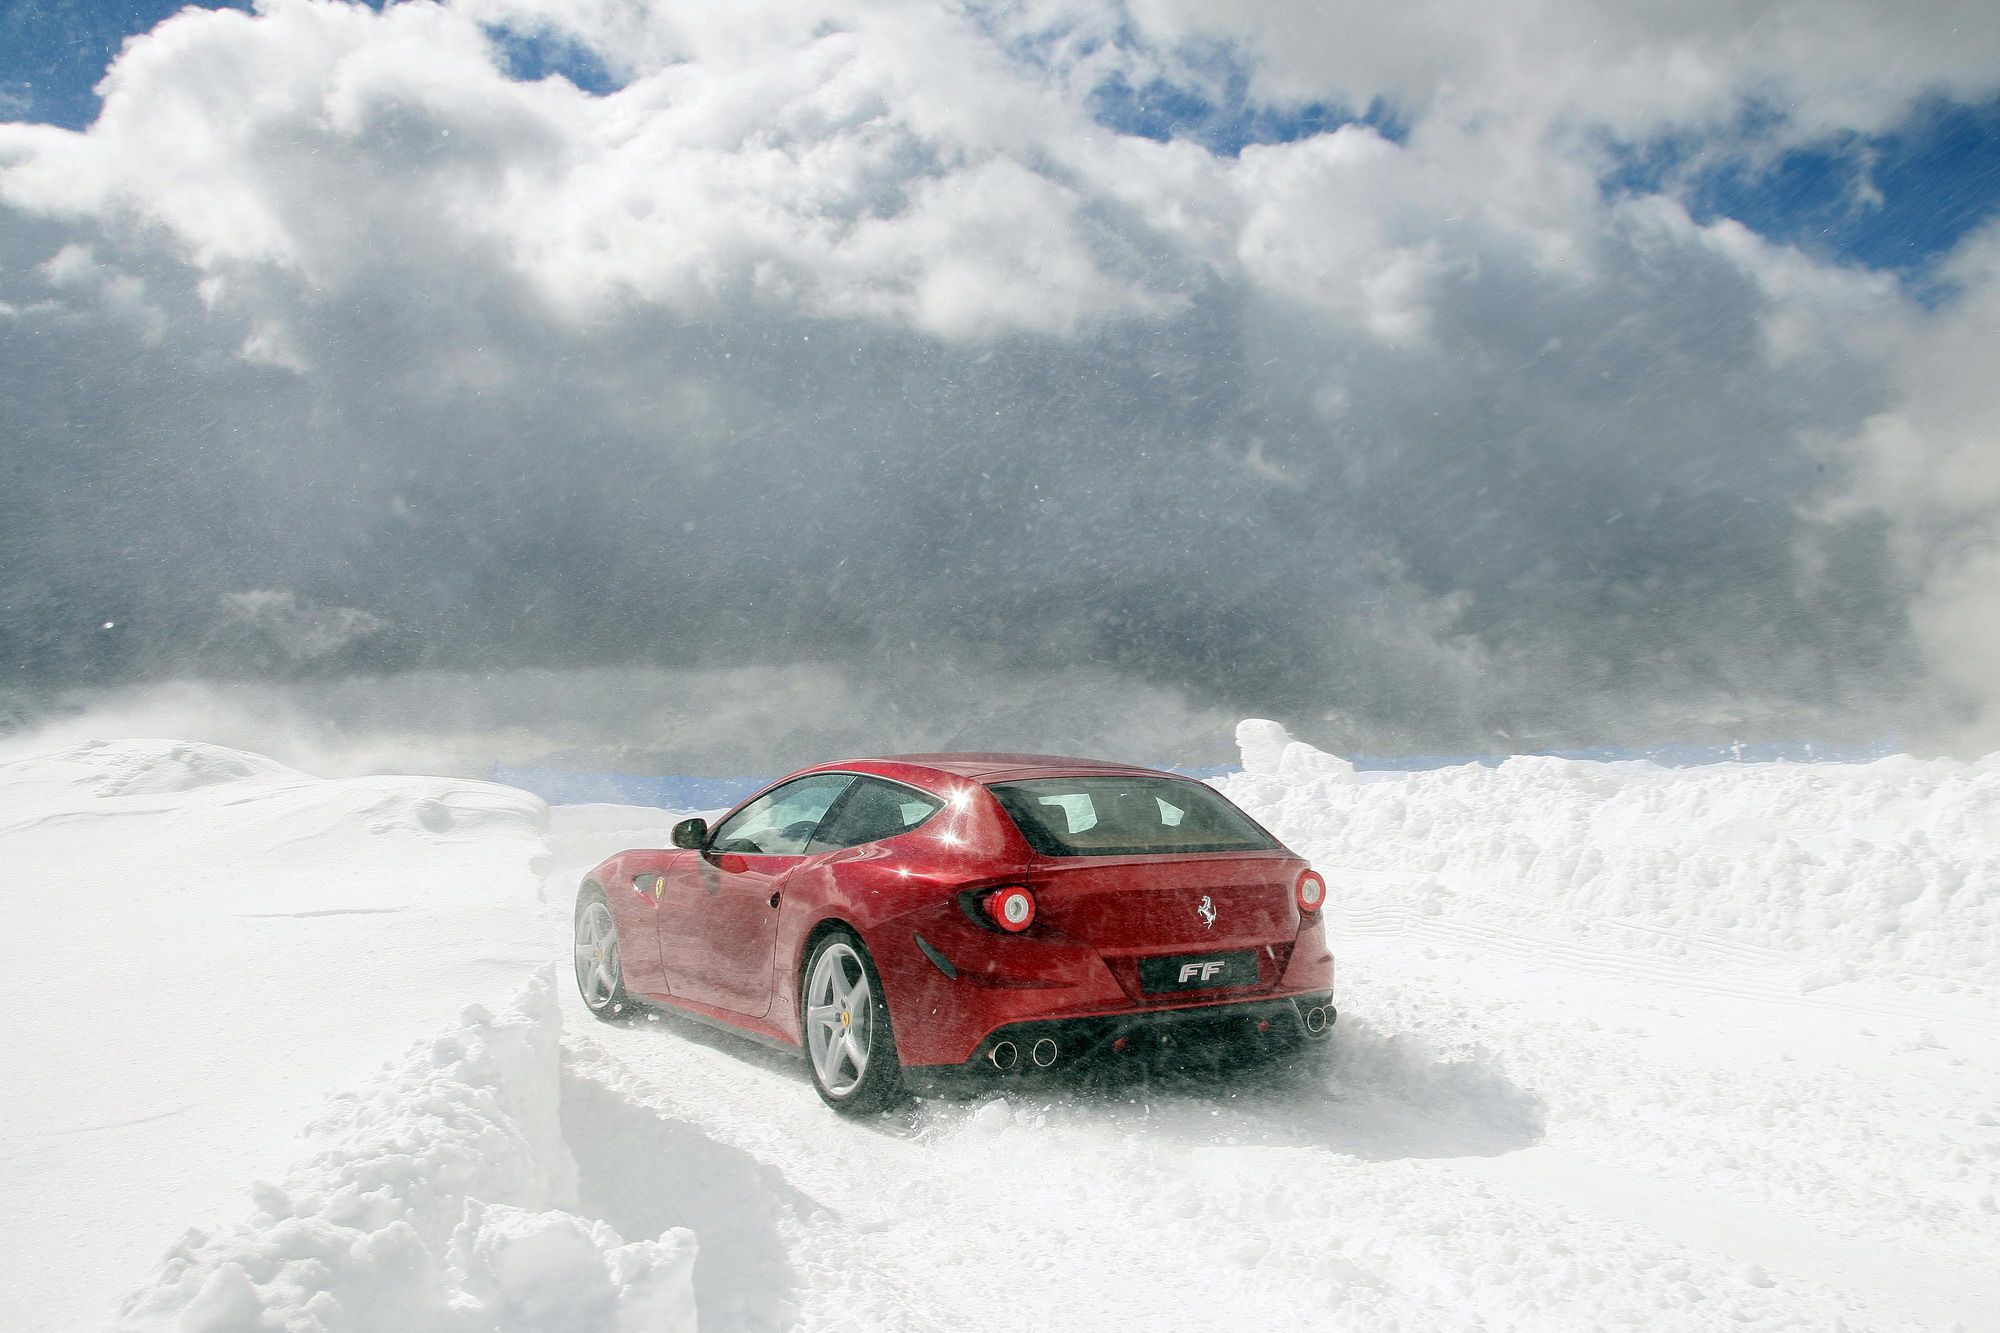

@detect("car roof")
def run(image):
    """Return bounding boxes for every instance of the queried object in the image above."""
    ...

[858,752,1181,783]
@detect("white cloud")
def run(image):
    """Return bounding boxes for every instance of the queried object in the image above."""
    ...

[31,240,168,342]
[37,241,97,286]
[1123,0,2000,145]
[1230,128,1448,344]
[1,0,1180,342]
[7,0,1960,355]
[1812,221,2000,751]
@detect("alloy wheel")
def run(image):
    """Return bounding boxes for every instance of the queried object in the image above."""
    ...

[805,940,874,1097]
[574,899,621,1010]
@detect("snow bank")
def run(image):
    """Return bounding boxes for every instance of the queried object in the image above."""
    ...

[54,738,313,796]
[0,737,551,854]
[116,970,697,1333]
[1,739,566,1332]
[1222,720,2000,987]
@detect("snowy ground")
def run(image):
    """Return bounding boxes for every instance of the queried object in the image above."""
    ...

[4,729,1997,1330]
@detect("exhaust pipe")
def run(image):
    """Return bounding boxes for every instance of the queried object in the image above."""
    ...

[1303,1005,1328,1033]
[989,1041,1019,1071]
[1030,1037,1059,1068]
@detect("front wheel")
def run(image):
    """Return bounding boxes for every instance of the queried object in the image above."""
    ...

[802,929,905,1114]
[573,884,631,1021]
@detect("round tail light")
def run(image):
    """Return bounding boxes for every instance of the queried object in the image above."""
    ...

[984,885,1037,932]
[1295,870,1326,916]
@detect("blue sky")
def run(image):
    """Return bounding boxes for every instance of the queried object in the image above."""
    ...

[1087,70,1408,154]
[1609,95,2000,282]
[0,0,259,126]
[5,0,1995,282]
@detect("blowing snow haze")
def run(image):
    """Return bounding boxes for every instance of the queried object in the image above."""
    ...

[4,0,2000,764]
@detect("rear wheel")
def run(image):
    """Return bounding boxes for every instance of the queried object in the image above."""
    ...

[573,885,630,1021]
[802,929,904,1114]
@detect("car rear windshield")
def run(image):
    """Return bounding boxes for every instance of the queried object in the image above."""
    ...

[987,776,1278,857]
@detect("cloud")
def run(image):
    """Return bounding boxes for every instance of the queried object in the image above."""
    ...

[0,664,1243,778]
[31,241,169,343]
[206,589,392,668]
[1120,0,2000,144]
[1,0,1173,341]
[1810,220,2000,751]
[0,0,1996,756]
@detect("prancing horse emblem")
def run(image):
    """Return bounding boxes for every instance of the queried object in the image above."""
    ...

[1197,894,1217,928]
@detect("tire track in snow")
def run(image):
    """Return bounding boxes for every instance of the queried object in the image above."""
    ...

[560,1021,969,1331]
[559,988,1958,1333]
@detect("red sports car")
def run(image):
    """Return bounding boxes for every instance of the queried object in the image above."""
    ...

[572,753,1336,1112]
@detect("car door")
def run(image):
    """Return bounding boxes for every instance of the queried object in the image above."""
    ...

[657,773,854,1015]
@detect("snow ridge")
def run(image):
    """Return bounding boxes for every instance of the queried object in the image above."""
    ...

[1222,721,2000,988]
[115,970,696,1333]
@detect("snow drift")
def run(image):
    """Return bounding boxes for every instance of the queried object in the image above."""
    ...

[0,740,565,1332]
[1223,718,2000,987]
[116,971,696,1333]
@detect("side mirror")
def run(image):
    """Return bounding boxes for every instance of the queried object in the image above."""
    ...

[670,817,708,850]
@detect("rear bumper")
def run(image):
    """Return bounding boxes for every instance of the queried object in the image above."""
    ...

[875,906,1337,1066]
[951,991,1336,1073]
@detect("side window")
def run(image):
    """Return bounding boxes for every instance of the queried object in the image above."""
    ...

[709,774,854,856]
[806,777,944,852]
[1037,793,1097,833]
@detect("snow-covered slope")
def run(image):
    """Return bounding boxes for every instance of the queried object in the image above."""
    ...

[5,730,1998,1331]
[0,741,560,1332]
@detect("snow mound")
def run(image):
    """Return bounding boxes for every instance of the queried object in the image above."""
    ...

[0,737,548,841]
[344,780,552,842]
[1236,717,1357,784]
[115,971,697,1333]
[1220,724,2000,986]
[4,737,307,799]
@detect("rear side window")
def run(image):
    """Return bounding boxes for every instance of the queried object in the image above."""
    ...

[987,777,1277,857]
[807,777,944,852]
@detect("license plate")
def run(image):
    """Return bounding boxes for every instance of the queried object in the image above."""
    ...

[1139,950,1258,993]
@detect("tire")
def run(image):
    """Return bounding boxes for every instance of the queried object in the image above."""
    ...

[573,883,632,1021]
[801,928,905,1114]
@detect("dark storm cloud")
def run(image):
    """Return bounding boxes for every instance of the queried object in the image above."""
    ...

[1,0,1990,757]
[0,197,1910,754]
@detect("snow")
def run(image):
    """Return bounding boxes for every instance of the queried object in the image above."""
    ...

[4,729,1998,1330]
[1224,720,2000,986]
[119,973,697,1333]
[0,741,557,1331]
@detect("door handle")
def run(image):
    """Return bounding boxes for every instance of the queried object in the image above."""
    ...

[768,891,782,909]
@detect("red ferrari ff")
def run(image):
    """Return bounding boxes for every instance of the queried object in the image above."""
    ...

[572,753,1336,1112]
